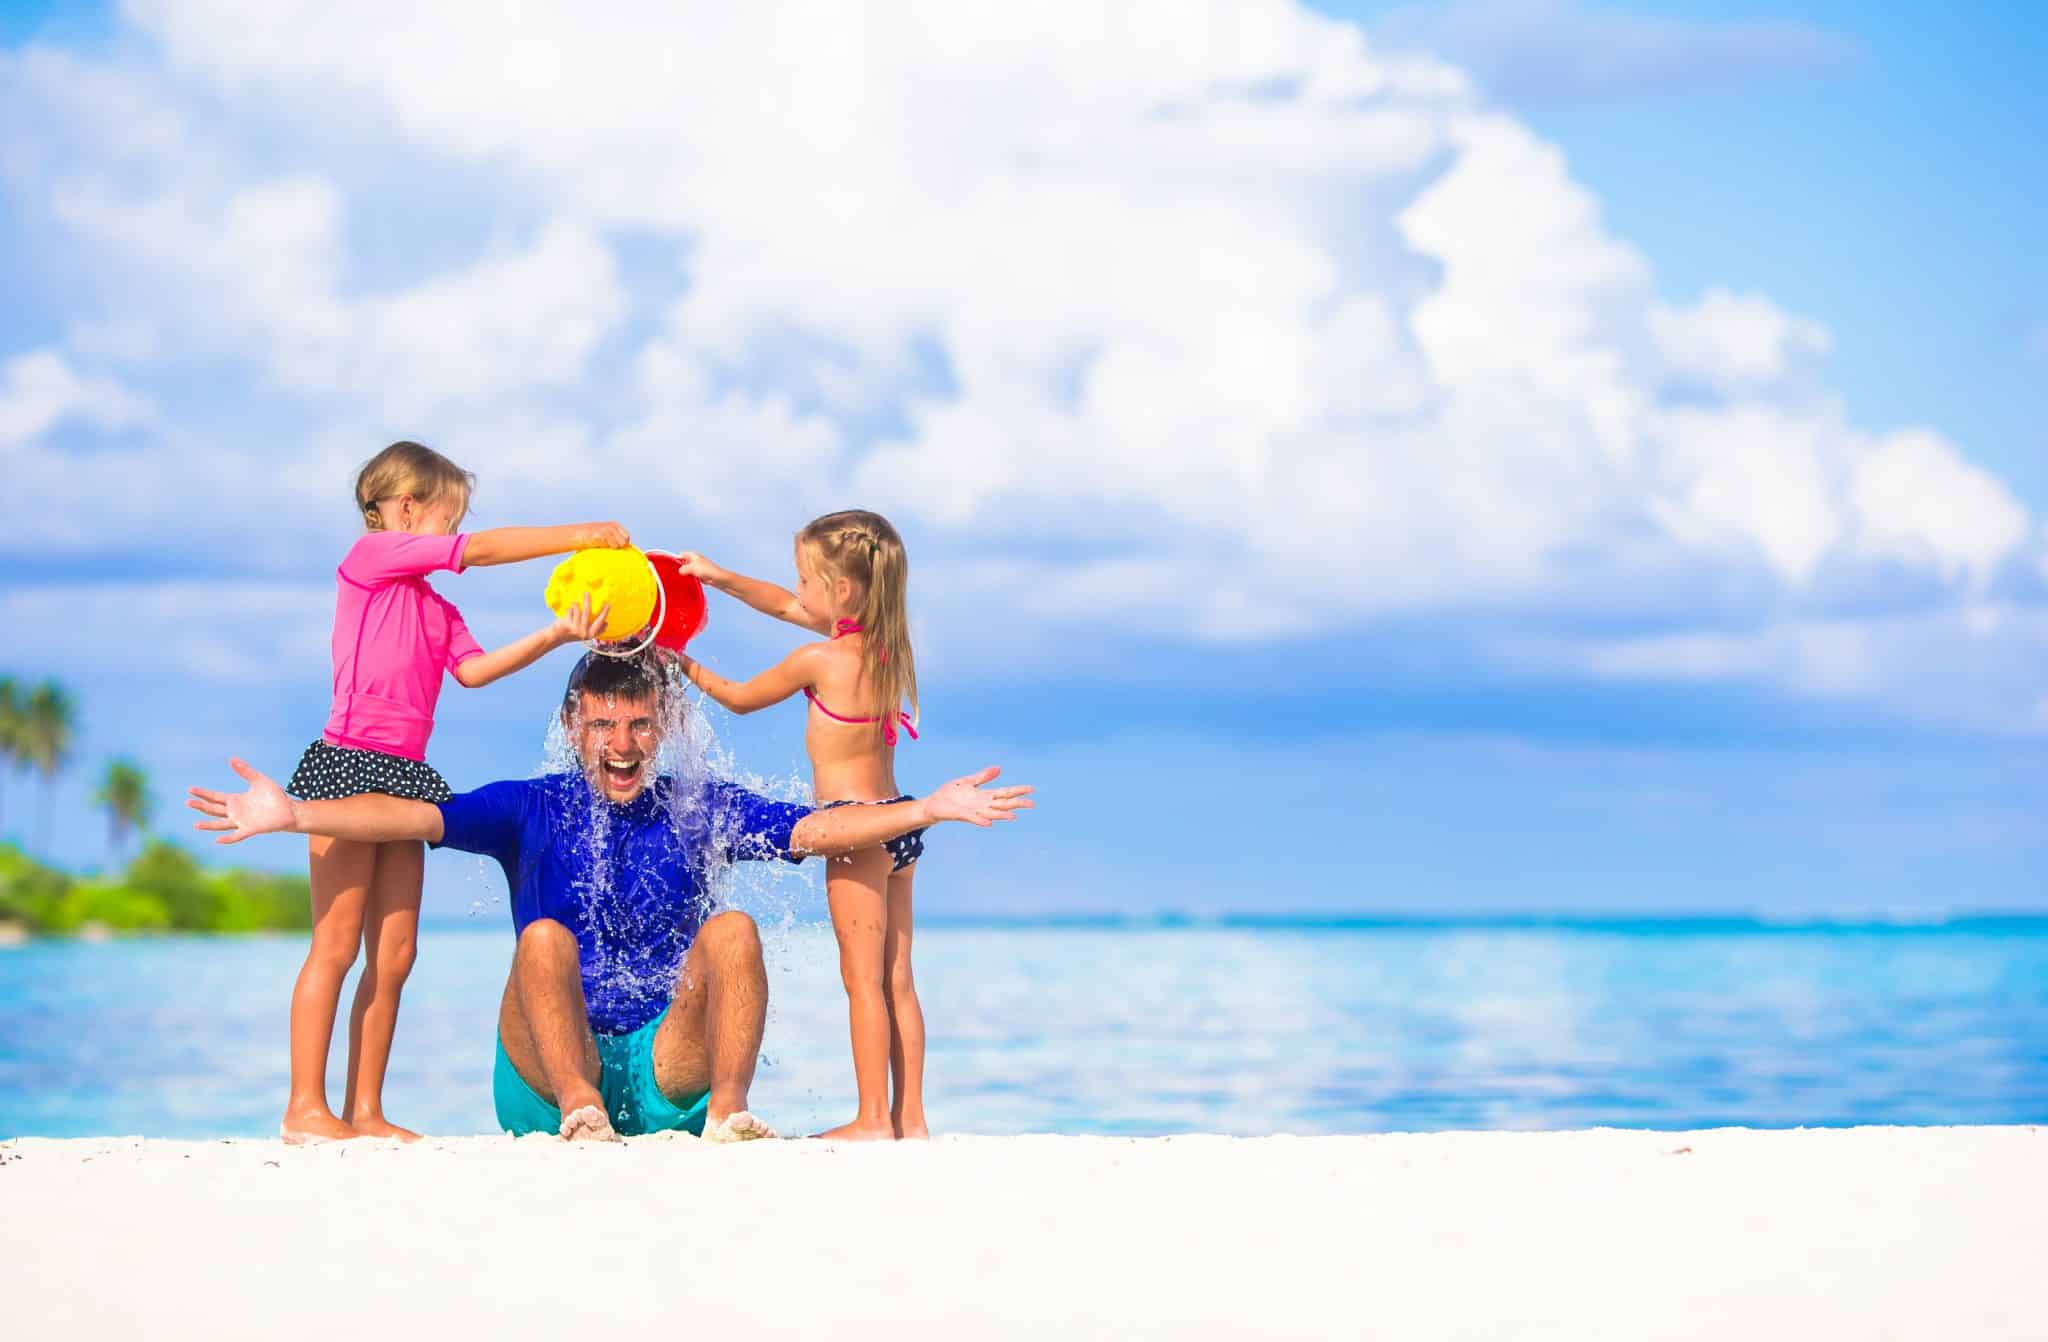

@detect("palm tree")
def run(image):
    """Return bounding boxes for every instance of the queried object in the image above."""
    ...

[18,681,76,858]
[94,758,153,857]
[0,677,20,839]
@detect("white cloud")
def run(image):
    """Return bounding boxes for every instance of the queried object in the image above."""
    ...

[1650,289,1831,395]
[0,348,150,449]
[0,1,2040,729]
[1850,429,2030,584]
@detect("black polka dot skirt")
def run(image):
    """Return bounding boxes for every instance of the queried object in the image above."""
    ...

[285,740,452,803]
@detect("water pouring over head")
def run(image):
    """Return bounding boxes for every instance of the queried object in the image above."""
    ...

[561,649,677,805]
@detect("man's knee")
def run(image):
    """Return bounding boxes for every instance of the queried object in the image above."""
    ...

[700,910,761,959]
[515,918,577,964]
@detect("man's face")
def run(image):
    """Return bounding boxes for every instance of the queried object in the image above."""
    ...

[569,690,664,804]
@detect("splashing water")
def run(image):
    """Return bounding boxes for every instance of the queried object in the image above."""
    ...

[529,659,822,1027]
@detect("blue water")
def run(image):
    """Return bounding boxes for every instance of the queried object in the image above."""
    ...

[3,918,2046,1138]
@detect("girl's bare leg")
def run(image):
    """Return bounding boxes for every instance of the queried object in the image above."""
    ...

[819,847,896,1140]
[342,839,423,1140]
[284,835,373,1142]
[884,863,928,1139]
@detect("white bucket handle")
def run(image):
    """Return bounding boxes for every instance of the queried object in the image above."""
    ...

[584,552,668,660]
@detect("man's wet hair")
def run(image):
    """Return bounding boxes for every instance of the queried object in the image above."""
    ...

[562,649,674,715]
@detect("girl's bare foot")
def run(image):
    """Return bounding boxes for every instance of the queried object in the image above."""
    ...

[816,1117,896,1141]
[895,1121,930,1140]
[280,1109,358,1144]
[349,1114,422,1142]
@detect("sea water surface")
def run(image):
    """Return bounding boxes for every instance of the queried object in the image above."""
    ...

[3,917,2047,1138]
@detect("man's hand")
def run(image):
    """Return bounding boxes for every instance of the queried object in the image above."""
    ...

[925,767,1035,828]
[187,758,296,845]
[577,521,631,549]
[670,551,729,586]
[550,593,612,646]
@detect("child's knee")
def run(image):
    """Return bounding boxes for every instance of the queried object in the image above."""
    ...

[838,956,886,995]
[371,932,418,981]
[304,931,360,976]
[885,959,917,1000]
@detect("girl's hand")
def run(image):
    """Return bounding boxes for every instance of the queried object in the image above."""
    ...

[924,767,1035,828]
[671,551,728,585]
[187,759,294,844]
[578,521,631,549]
[551,594,612,646]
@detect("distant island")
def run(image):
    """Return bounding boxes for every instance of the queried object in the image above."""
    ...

[1,672,310,940]
[0,842,311,940]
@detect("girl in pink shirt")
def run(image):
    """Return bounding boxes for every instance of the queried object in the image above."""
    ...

[281,440,626,1143]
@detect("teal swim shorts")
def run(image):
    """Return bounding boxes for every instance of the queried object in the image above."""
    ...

[493,1010,710,1137]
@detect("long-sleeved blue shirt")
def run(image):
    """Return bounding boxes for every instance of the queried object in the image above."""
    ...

[435,772,810,1034]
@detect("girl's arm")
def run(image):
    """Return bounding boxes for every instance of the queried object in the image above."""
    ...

[453,597,609,690]
[673,552,831,635]
[463,521,629,569]
[680,645,822,714]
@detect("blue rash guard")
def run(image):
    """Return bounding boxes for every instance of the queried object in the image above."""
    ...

[434,772,811,1035]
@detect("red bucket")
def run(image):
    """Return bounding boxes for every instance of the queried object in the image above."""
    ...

[643,550,708,652]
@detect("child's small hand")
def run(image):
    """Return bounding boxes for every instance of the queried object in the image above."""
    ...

[552,594,612,645]
[579,521,631,549]
[671,551,728,584]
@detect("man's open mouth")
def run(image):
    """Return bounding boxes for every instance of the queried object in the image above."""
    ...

[601,757,644,790]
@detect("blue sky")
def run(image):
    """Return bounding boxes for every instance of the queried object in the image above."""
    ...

[1,1,2042,916]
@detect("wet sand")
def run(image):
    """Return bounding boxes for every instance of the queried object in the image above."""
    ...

[2,1127,2041,1339]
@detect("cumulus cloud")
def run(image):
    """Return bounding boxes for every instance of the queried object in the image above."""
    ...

[0,1,2039,730]
[0,348,150,449]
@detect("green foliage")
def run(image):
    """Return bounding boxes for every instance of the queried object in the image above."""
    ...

[0,675,312,938]
[0,843,70,928]
[0,839,310,938]
[94,758,154,853]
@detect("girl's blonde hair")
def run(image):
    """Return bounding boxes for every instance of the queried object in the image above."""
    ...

[799,509,917,740]
[354,441,474,532]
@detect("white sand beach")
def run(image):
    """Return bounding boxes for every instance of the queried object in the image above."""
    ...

[3,1126,2041,1340]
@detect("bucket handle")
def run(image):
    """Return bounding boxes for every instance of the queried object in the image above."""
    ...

[584,552,667,660]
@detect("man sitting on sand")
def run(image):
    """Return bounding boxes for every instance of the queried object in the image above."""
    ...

[187,650,1033,1142]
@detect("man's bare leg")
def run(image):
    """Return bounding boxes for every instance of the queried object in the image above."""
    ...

[499,918,614,1141]
[654,910,774,1141]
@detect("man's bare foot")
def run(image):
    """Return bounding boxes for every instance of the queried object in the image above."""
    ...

[349,1115,422,1142]
[559,1103,621,1142]
[280,1111,358,1144]
[704,1110,777,1144]
[815,1118,896,1141]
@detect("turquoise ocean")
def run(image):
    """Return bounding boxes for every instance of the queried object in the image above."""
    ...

[4,915,2046,1138]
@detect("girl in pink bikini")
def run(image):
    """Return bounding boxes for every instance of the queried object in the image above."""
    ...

[282,440,624,1143]
[674,510,929,1139]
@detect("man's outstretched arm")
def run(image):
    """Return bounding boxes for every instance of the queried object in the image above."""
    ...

[788,766,1034,858]
[188,758,445,845]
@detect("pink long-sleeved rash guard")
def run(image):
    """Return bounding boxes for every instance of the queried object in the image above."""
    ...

[322,531,483,761]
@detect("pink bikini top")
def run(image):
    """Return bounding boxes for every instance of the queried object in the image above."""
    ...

[804,619,919,747]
